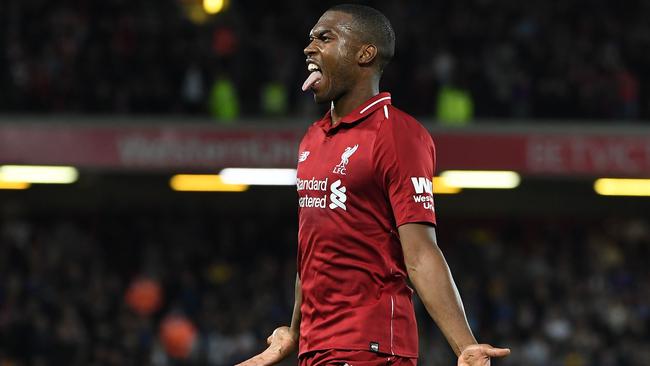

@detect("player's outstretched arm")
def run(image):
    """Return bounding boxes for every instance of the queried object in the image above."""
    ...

[235,274,302,366]
[398,223,510,366]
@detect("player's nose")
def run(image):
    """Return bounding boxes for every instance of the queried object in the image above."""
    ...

[304,41,317,56]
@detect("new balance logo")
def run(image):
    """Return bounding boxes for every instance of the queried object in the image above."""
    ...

[411,177,433,194]
[298,151,310,162]
[329,179,347,210]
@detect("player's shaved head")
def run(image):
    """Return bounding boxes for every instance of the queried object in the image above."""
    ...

[327,4,395,72]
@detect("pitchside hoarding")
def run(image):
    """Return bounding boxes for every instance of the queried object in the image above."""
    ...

[1,123,649,176]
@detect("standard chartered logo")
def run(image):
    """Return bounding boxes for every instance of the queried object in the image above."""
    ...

[297,177,348,211]
[329,179,347,210]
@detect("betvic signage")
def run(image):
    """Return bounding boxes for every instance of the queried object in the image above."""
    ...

[0,123,649,176]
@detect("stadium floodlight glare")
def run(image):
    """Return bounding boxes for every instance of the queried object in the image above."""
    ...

[0,165,78,184]
[440,170,521,189]
[219,168,297,186]
[0,180,30,190]
[170,174,248,192]
[594,178,650,196]
[203,0,226,14]
[432,177,461,194]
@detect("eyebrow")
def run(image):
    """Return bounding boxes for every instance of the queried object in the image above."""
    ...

[309,29,333,38]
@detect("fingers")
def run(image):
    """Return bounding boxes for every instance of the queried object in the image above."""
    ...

[488,348,511,357]
[483,345,511,357]
[458,344,510,366]
[241,327,296,366]
[267,327,283,345]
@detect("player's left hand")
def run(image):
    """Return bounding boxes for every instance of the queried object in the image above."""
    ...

[457,344,510,366]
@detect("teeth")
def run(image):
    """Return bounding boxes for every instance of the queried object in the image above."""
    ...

[308,63,320,72]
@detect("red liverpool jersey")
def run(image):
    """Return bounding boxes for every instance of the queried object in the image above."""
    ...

[296,92,437,358]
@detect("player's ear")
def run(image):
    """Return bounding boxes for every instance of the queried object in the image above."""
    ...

[358,44,378,66]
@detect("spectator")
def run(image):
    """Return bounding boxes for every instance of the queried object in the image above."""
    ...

[2,0,650,120]
[1,213,649,365]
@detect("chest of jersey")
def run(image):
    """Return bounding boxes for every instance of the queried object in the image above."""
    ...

[296,122,380,213]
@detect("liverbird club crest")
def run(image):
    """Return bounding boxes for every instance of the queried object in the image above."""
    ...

[333,144,359,175]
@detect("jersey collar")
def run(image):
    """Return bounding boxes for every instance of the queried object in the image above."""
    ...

[319,92,392,132]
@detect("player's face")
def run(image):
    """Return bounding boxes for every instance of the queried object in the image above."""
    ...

[303,11,360,103]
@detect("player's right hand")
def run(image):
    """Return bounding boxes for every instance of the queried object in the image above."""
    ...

[235,326,298,366]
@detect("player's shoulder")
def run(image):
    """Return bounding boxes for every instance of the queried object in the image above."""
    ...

[380,104,432,140]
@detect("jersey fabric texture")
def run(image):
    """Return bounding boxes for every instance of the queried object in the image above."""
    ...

[296,92,437,358]
[298,349,417,366]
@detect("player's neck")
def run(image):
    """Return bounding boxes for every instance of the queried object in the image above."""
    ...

[330,82,379,126]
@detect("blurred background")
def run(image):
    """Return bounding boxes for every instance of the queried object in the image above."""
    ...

[1,0,650,365]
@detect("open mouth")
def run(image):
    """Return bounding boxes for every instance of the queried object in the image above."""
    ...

[302,62,323,92]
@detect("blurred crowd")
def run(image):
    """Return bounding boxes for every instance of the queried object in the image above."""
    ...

[0,212,648,366]
[0,213,298,366]
[1,0,650,120]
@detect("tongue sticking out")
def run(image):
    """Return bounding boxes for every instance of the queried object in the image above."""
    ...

[302,71,322,92]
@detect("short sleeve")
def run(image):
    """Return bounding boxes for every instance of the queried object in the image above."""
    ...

[374,115,437,227]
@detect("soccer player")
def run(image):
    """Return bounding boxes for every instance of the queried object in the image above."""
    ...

[238,4,510,366]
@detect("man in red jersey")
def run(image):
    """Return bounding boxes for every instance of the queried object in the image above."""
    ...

[238,4,510,366]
